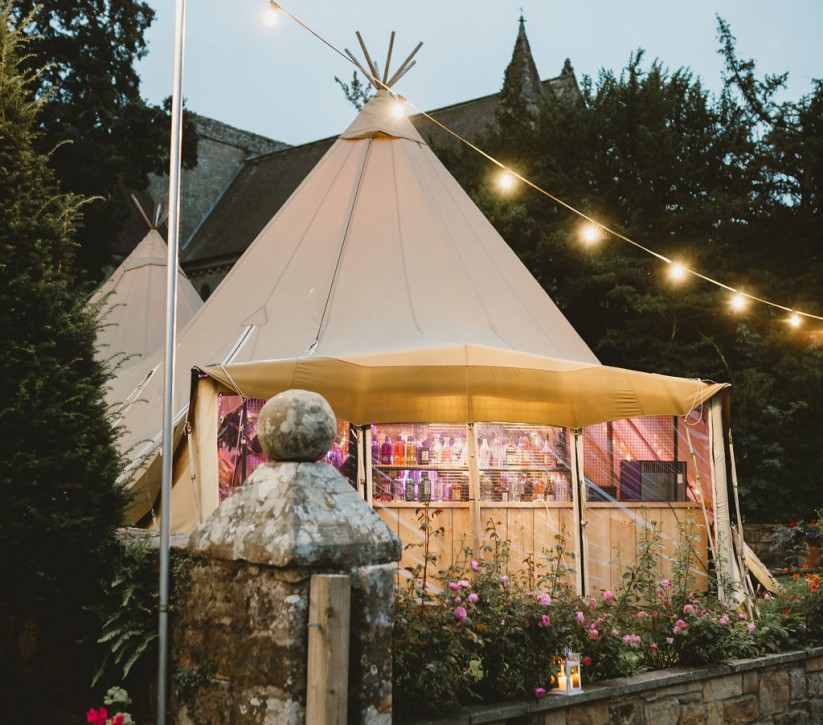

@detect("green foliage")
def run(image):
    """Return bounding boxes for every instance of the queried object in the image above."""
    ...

[9,0,199,283]
[173,660,218,710]
[0,0,127,620]
[91,540,158,687]
[334,70,375,110]
[393,515,823,715]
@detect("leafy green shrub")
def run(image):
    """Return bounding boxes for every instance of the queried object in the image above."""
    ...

[392,509,823,715]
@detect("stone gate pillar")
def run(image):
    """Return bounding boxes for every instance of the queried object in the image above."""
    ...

[173,389,402,724]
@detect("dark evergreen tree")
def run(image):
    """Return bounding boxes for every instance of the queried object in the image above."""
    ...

[10,0,198,284]
[0,3,128,716]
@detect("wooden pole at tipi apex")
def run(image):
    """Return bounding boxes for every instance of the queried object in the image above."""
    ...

[382,31,395,84]
[355,31,380,84]
[131,194,153,230]
[385,40,423,88]
[343,48,379,88]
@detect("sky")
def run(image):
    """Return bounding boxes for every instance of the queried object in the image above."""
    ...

[135,1,823,146]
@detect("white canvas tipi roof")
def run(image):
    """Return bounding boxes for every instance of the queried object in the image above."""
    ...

[90,228,202,371]
[110,90,723,523]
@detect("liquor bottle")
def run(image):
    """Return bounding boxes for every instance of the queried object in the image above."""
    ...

[393,435,406,466]
[479,438,491,467]
[418,471,431,501]
[418,436,432,465]
[451,436,464,466]
[381,475,393,502]
[405,437,417,467]
[449,477,463,501]
[404,475,416,501]
[505,439,517,466]
[432,472,443,501]
[432,436,442,465]
[441,437,453,466]
[380,435,393,466]
[371,432,379,464]
[392,475,405,500]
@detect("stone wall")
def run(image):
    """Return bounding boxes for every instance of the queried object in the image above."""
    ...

[745,523,788,569]
[398,648,823,725]
[169,390,401,724]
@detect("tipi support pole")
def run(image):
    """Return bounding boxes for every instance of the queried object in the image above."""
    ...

[360,425,372,501]
[307,574,351,725]
[569,428,586,597]
[467,423,482,553]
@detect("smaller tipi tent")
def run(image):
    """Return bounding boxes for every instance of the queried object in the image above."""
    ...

[90,228,202,372]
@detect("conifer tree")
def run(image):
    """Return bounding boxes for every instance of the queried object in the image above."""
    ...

[0,1,127,702]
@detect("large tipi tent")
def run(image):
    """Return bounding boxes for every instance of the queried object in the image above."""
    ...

[90,227,202,372]
[111,91,733,583]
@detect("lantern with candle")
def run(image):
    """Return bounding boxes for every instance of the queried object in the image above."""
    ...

[553,647,583,694]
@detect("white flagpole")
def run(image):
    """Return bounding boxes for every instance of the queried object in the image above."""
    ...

[157,0,186,722]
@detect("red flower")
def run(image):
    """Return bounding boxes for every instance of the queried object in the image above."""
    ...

[582,656,592,667]
[112,715,125,725]
[86,708,108,725]
[783,609,790,615]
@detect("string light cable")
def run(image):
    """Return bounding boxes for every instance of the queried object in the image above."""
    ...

[267,2,822,326]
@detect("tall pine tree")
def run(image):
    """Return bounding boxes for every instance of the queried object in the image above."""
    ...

[0,3,128,713]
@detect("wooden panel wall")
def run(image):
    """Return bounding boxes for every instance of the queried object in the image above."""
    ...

[376,503,709,595]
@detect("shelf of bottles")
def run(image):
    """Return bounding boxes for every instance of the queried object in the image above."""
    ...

[370,422,572,505]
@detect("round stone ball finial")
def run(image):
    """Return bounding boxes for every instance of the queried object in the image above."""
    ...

[257,389,336,462]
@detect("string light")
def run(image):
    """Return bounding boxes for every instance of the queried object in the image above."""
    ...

[263,1,280,26]
[498,170,516,191]
[267,2,823,330]
[730,293,748,312]
[391,97,406,118]
[668,262,686,282]
[579,222,603,246]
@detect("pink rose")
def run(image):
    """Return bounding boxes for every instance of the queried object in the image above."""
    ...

[501,575,509,585]
[458,579,471,589]
[454,606,468,622]
[603,589,613,601]
[748,622,756,634]
[576,611,585,624]
[588,626,600,640]
[449,582,460,591]
[534,687,546,698]
[471,560,480,571]
[719,614,730,625]
[468,593,479,603]
[538,614,551,628]
[650,642,659,651]
[538,592,551,606]
[683,604,694,614]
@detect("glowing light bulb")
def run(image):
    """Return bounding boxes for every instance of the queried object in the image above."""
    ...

[263,4,279,26]
[668,262,686,282]
[730,293,747,312]
[788,313,802,328]
[580,223,601,245]
[498,170,515,191]
[390,99,405,118]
